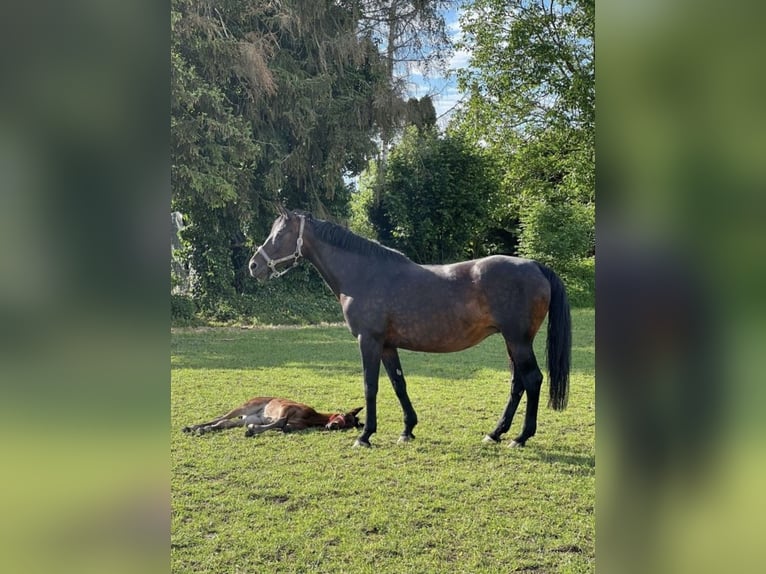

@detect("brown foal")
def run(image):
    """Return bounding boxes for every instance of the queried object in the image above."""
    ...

[182,397,363,437]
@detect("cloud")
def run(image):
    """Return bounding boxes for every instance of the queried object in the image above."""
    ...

[449,48,471,71]
[395,5,472,126]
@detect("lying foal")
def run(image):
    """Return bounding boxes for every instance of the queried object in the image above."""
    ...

[182,396,363,437]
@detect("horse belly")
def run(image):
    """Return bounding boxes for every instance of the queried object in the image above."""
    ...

[396,327,496,353]
[239,398,281,426]
[386,300,497,353]
[242,412,271,426]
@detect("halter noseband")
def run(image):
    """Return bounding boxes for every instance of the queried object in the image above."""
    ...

[326,413,348,429]
[255,215,305,279]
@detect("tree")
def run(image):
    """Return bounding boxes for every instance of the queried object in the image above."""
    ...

[171,4,263,301]
[171,0,399,304]
[352,1,453,201]
[457,0,594,141]
[452,0,594,276]
[367,126,499,263]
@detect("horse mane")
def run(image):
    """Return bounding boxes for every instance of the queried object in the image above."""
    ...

[313,220,410,263]
[300,212,411,263]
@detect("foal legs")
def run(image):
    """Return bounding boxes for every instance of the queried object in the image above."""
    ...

[183,417,246,435]
[485,341,543,447]
[382,347,418,443]
[244,417,288,437]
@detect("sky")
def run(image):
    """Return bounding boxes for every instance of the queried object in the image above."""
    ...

[403,6,471,127]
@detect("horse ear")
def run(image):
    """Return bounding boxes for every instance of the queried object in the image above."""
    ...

[275,203,290,218]
[349,407,363,416]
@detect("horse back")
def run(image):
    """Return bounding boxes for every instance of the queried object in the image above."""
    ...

[356,255,548,352]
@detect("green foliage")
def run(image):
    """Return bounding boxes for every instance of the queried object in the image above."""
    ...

[172,309,594,573]
[348,175,378,240]
[170,265,344,327]
[171,0,405,306]
[518,198,594,267]
[171,294,198,325]
[451,0,595,299]
[518,197,595,307]
[368,126,499,263]
[456,0,594,140]
[563,256,595,308]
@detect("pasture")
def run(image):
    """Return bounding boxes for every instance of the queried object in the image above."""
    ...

[171,309,594,573]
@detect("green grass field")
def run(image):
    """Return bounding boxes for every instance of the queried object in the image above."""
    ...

[172,309,594,573]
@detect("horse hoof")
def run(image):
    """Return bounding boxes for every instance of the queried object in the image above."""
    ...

[353,439,371,448]
[398,434,413,444]
[482,435,499,444]
[508,440,525,448]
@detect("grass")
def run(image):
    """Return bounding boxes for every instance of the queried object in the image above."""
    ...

[172,309,594,573]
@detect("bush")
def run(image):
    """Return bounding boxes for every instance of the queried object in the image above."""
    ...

[518,198,594,268]
[368,126,499,263]
[171,294,198,324]
[561,256,595,308]
[171,263,345,327]
[516,198,594,307]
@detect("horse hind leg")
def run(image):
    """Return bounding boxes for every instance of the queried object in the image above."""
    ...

[484,367,525,444]
[484,339,542,447]
[508,344,543,447]
[382,347,418,443]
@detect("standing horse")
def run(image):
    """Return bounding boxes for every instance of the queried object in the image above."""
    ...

[248,209,571,448]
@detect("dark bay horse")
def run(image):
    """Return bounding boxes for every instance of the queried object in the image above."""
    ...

[248,209,571,448]
[182,397,363,436]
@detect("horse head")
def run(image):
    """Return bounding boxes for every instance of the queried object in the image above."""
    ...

[249,208,306,280]
[325,407,364,430]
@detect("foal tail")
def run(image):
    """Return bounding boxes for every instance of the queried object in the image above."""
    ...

[536,263,572,410]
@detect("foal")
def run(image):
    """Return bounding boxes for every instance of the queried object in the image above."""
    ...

[182,397,364,437]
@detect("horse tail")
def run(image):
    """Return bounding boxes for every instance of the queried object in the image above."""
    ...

[535,262,571,410]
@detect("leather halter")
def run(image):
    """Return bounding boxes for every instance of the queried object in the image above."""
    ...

[326,413,348,429]
[255,215,305,279]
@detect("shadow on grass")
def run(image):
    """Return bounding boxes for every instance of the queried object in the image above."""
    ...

[530,448,596,475]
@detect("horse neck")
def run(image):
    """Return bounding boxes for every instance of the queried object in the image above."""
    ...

[302,228,359,297]
[300,409,333,427]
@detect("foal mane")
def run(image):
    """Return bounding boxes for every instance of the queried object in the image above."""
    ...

[300,213,411,263]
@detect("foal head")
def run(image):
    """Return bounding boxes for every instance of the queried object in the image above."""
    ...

[325,407,364,430]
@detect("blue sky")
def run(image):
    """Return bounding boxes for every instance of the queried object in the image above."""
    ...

[402,6,471,127]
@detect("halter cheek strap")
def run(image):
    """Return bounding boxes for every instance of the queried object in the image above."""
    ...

[255,215,305,279]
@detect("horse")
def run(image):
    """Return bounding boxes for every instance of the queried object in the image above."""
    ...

[248,208,571,448]
[182,396,364,437]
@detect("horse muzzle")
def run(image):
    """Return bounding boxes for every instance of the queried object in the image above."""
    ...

[248,257,268,280]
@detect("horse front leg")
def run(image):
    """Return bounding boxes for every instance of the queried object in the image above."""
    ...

[382,347,418,443]
[354,333,382,448]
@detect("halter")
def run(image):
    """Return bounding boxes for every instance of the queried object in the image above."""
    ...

[255,215,305,279]
[326,413,348,429]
